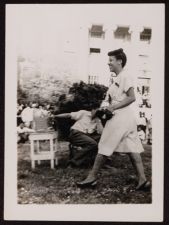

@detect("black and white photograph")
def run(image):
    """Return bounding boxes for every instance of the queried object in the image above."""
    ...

[4,3,164,221]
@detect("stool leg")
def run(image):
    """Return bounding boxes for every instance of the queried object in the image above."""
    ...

[55,158,58,166]
[32,160,35,169]
[54,139,58,166]
[37,140,41,165]
[30,140,35,169]
[51,159,54,169]
[50,138,54,169]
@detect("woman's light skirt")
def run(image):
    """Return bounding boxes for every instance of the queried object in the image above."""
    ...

[98,107,144,156]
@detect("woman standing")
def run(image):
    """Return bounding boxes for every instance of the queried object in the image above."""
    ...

[77,48,150,191]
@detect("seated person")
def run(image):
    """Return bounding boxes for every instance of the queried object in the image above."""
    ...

[55,107,103,167]
[17,122,35,143]
[137,125,146,143]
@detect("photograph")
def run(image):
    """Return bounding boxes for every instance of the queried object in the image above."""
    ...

[4,3,164,222]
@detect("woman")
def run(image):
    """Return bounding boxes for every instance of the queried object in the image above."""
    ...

[76,48,150,191]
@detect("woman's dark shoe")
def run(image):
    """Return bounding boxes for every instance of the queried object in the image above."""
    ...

[76,179,97,188]
[136,180,151,191]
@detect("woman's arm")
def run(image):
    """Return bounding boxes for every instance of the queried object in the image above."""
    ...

[54,113,71,119]
[108,87,136,112]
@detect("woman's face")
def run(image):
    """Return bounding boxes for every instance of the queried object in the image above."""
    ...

[108,56,121,73]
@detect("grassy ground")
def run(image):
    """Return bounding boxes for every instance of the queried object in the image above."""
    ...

[17,141,152,204]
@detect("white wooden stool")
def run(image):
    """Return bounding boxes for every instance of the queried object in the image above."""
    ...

[29,131,58,169]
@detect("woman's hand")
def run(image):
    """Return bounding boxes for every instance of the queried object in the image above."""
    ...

[99,106,114,113]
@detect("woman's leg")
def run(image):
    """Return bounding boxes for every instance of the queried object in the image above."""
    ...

[77,153,107,184]
[128,152,147,189]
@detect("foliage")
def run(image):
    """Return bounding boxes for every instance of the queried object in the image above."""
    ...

[17,84,29,104]
[55,81,108,140]
[17,76,71,105]
[58,81,108,113]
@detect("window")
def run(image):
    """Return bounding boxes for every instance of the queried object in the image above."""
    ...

[90,48,101,54]
[89,25,104,38]
[88,75,98,84]
[140,28,152,43]
[114,26,131,41]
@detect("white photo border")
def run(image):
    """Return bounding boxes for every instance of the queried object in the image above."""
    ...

[4,3,165,222]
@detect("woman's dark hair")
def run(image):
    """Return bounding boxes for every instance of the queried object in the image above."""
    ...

[108,48,127,68]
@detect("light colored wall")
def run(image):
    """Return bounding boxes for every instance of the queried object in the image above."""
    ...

[86,23,153,87]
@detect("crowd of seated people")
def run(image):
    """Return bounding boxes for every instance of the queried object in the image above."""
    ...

[17,102,53,143]
[136,88,152,145]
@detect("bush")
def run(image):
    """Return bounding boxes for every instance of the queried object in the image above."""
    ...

[55,81,108,140]
[56,81,108,112]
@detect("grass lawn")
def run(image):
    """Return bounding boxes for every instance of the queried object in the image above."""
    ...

[17,141,152,204]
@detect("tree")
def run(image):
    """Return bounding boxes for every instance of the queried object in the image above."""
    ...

[17,76,71,105]
[17,85,28,104]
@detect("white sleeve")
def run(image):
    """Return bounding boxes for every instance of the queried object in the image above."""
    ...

[70,110,83,120]
[123,75,134,93]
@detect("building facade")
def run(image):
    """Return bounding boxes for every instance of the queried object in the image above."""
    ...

[86,23,152,97]
[18,22,153,99]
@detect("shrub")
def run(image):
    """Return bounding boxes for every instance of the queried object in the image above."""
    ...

[55,81,108,140]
